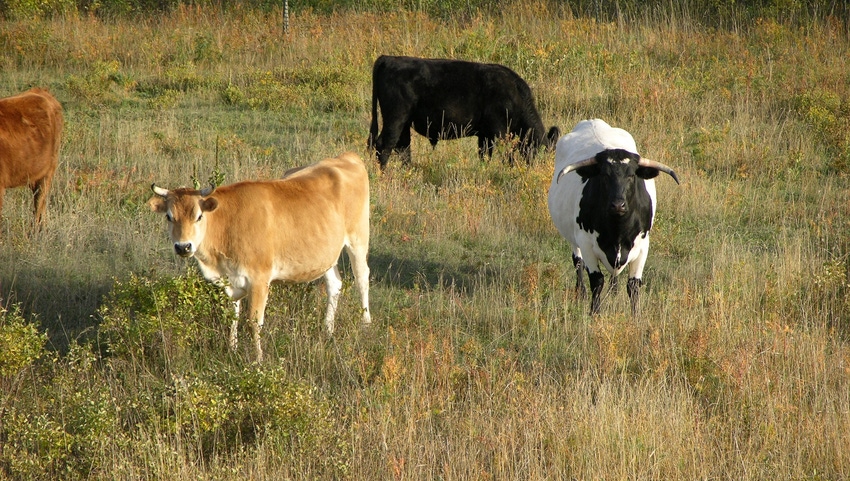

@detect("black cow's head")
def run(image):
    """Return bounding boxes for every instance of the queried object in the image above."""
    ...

[559,149,680,182]
[560,149,679,216]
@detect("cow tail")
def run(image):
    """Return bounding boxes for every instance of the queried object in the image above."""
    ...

[368,61,380,151]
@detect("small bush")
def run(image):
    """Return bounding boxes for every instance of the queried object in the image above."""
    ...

[224,65,360,113]
[1,342,123,480]
[66,59,137,105]
[1,0,75,19]
[793,89,850,173]
[97,269,237,373]
[0,304,46,381]
[169,365,349,475]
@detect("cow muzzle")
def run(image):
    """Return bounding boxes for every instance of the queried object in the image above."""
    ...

[610,200,627,216]
[174,242,195,257]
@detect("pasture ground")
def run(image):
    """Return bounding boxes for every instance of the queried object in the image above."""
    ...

[1,4,850,479]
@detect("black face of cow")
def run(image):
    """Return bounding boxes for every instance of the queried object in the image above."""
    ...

[574,149,657,218]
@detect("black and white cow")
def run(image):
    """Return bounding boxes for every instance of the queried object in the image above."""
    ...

[368,55,559,169]
[547,119,680,314]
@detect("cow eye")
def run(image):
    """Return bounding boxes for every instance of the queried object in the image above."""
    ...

[196,213,203,222]
[165,213,173,222]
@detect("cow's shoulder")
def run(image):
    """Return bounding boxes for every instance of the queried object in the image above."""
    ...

[0,88,62,127]
[23,88,56,102]
[1,88,58,107]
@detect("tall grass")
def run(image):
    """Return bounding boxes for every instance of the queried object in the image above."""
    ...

[2,3,850,479]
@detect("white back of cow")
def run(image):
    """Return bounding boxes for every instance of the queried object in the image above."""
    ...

[548,119,657,252]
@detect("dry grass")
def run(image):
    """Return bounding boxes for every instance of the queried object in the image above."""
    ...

[1,4,850,479]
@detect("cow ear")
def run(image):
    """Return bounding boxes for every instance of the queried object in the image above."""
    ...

[636,167,660,180]
[200,197,218,212]
[148,196,167,213]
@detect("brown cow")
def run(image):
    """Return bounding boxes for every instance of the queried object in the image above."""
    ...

[0,88,63,229]
[148,152,372,361]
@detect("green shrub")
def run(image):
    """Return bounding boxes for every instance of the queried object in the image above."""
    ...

[1,342,123,480]
[163,60,204,91]
[1,407,71,478]
[97,269,237,373]
[1,0,75,19]
[793,90,850,173]
[66,59,137,105]
[168,365,348,474]
[224,65,360,113]
[0,20,62,68]
[192,33,222,64]
[222,83,244,105]
[0,304,46,380]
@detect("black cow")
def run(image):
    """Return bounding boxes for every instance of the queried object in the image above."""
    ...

[368,55,559,169]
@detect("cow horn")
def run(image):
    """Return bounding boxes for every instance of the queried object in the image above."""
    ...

[199,183,216,197]
[556,156,597,183]
[151,184,169,197]
[638,158,681,185]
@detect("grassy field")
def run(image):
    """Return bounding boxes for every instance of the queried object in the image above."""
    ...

[2,3,850,479]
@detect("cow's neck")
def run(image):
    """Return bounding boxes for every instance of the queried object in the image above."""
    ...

[192,245,218,272]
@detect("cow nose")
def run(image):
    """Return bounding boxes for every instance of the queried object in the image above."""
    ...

[174,242,194,257]
[610,200,627,215]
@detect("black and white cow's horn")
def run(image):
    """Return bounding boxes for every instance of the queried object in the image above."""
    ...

[151,184,169,197]
[199,183,216,197]
[556,156,598,184]
[638,158,681,185]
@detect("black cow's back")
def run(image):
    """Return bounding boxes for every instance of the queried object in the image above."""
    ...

[369,55,555,168]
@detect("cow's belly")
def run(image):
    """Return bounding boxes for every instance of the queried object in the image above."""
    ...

[412,114,475,140]
[270,245,345,284]
[547,178,582,246]
[5,160,53,187]
[272,263,332,283]
[197,219,349,287]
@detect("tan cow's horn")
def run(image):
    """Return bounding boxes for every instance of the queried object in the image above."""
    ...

[638,158,681,185]
[556,156,598,184]
[151,184,169,197]
[199,183,216,197]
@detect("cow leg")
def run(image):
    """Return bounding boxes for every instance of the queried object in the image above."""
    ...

[588,271,605,315]
[396,127,412,165]
[377,119,411,169]
[224,284,248,352]
[572,253,587,298]
[345,243,371,326]
[32,174,54,227]
[323,265,343,334]
[627,243,649,316]
[376,131,393,169]
[609,275,619,293]
[627,278,642,316]
[519,138,535,166]
[230,299,241,351]
[477,136,495,161]
[246,283,269,362]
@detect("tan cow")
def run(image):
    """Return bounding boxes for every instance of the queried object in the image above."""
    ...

[0,88,63,229]
[148,152,371,361]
